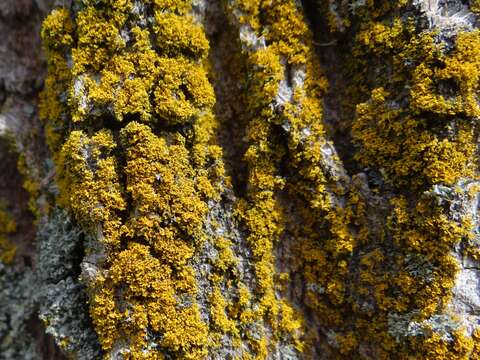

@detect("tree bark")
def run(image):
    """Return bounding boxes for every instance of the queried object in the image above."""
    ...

[1,0,480,359]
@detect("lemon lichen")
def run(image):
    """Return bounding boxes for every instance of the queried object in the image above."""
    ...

[340,3,480,357]
[41,0,228,357]
[39,0,480,358]
[0,204,16,265]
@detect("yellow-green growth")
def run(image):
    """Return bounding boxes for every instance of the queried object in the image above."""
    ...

[0,204,16,264]
[57,130,125,248]
[230,0,348,356]
[39,0,480,358]
[344,6,480,358]
[471,0,480,14]
[40,0,228,357]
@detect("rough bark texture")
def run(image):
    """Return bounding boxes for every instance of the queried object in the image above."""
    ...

[2,0,480,359]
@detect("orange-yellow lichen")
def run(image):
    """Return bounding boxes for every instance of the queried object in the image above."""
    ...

[56,130,125,248]
[0,204,16,264]
[39,0,480,358]
[345,5,480,358]
[95,242,209,358]
[230,0,338,356]
[120,121,207,263]
[153,12,209,58]
[472,0,480,14]
[40,8,74,155]
[40,0,237,358]
[353,87,476,188]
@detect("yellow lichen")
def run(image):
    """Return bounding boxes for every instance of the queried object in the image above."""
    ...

[41,0,231,357]
[472,0,480,14]
[153,12,209,58]
[39,0,480,358]
[0,204,16,264]
[345,5,480,357]
[57,130,125,248]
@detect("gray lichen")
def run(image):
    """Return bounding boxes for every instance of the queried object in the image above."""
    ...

[388,311,462,343]
[36,209,102,359]
[0,262,38,360]
[0,208,103,360]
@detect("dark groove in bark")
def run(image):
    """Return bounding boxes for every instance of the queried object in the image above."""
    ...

[204,0,250,199]
[301,0,362,177]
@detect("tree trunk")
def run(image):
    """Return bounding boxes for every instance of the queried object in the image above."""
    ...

[2,0,480,359]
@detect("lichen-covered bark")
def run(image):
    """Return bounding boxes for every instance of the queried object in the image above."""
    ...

[2,0,480,359]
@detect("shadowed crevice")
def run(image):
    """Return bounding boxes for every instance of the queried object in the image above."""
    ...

[300,0,363,176]
[203,0,250,198]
